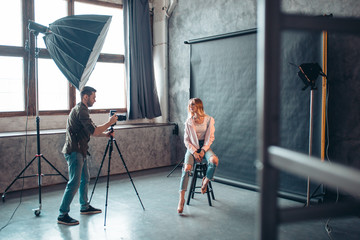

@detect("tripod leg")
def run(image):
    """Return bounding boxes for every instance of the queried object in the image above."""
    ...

[89,139,110,204]
[166,158,184,177]
[2,155,37,201]
[104,138,114,227]
[113,139,145,211]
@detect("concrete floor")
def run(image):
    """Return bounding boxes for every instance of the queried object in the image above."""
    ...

[0,166,359,240]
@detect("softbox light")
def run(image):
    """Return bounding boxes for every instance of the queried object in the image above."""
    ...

[43,15,112,90]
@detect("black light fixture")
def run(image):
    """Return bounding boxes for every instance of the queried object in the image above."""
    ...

[297,62,327,90]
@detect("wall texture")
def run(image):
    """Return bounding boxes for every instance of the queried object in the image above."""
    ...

[168,0,257,159]
[0,125,177,193]
[167,0,360,192]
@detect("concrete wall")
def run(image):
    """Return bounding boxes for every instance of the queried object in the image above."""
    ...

[0,124,177,193]
[167,0,360,168]
[167,0,257,159]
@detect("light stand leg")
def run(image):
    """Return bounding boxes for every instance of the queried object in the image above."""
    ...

[35,116,42,216]
[2,156,37,201]
[307,89,314,207]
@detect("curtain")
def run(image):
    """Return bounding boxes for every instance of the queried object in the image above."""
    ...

[123,0,162,119]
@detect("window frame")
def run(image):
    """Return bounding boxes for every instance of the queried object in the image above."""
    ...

[0,0,125,117]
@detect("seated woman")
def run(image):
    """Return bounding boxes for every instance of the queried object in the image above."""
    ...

[177,98,219,214]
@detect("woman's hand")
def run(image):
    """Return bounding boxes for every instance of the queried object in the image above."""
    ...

[199,149,205,159]
[193,152,202,162]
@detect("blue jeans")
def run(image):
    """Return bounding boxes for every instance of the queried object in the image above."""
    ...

[59,152,90,215]
[179,149,217,191]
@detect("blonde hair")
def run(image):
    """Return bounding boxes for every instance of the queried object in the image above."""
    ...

[188,98,206,118]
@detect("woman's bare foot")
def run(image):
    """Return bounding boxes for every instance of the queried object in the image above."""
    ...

[178,190,186,213]
[201,177,209,194]
[177,198,185,213]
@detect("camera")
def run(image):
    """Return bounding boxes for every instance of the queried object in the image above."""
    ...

[110,110,127,122]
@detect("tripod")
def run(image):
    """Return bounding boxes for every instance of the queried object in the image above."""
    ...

[89,126,145,226]
[1,31,68,216]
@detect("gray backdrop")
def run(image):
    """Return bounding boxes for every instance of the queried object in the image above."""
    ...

[188,29,323,197]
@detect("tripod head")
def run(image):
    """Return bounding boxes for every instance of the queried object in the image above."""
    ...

[107,126,115,139]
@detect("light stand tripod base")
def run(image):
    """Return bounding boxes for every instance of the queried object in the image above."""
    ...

[33,205,42,216]
[2,33,68,214]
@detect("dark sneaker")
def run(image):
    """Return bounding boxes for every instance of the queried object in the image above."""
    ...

[80,205,102,215]
[57,214,79,226]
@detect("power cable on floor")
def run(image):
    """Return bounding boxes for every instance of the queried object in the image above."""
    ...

[0,39,31,231]
[323,79,339,240]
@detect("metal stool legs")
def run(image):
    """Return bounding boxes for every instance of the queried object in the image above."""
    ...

[187,163,215,206]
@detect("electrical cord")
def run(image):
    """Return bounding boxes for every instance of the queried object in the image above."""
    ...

[0,37,31,232]
[323,79,339,240]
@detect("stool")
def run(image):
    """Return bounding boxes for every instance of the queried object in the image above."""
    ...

[186,162,215,206]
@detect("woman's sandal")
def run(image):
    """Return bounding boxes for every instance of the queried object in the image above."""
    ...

[201,177,208,194]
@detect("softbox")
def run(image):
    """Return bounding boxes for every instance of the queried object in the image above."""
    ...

[43,15,112,90]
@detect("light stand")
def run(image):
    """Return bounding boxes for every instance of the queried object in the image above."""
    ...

[89,126,145,226]
[306,86,315,206]
[1,28,68,216]
[297,63,327,206]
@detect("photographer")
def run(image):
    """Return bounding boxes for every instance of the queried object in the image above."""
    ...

[57,86,117,226]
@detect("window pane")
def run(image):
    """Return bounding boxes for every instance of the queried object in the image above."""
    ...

[75,2,124,54]
[0,0,22,46]
[0,57,24,111]
[35,0,67,49]
[38,59,68,111]
[76,63,126,109]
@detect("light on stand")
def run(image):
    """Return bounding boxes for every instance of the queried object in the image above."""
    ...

[2,15,112,217]
[28,21,49,34]
[297,62,327,91]
[295,62,327,206]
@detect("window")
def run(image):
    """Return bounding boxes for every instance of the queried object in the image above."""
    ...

[35,0,68,111]
[0,57,24,112]
[74,1,126,110]
[0,0,125,116]
[38,59,69,110]
[0,0,22,46]
[75,1,124,54]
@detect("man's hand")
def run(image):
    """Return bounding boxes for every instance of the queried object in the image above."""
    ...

[106,130,115,138]
[109,114,117,126]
